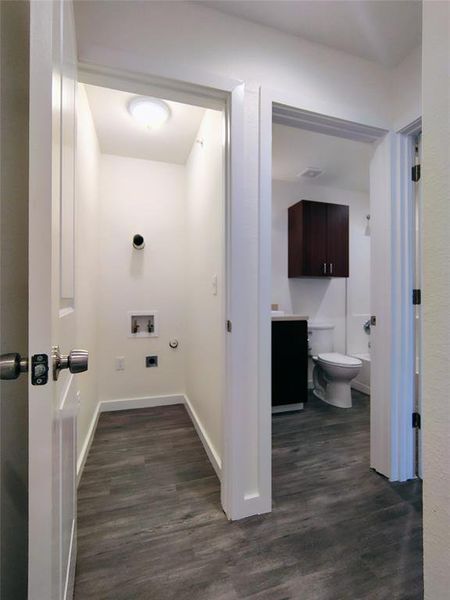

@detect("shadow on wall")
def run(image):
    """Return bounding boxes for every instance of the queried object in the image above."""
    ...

[129,243,145,278]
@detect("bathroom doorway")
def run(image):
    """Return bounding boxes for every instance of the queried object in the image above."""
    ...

[270,117,376,501]
[262,99,423,588]
[260,94,422,509]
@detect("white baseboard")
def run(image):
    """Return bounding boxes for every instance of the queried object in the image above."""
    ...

[183,394,222,480]
[99,394,185,412]
[352,381,370,395]
[77,402,100,485]
[311,378,370,397]
[272,403,304,413]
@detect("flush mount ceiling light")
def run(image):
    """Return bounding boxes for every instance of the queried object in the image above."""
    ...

[297,167,324,179]
[127,96,171,129]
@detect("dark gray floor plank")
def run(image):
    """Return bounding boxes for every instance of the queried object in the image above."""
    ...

[74,392,423,600]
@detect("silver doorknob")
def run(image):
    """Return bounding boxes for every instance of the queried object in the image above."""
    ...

[52,346,88,381]
[0,353,28,380]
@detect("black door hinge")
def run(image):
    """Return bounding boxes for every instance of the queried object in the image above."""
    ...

[412,289,422,305]
[412,412,421,429]
[412,164,421,182]
[226,320,232,333]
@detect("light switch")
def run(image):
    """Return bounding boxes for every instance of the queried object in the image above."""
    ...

[212,274,218,296]
[116,356,125,371]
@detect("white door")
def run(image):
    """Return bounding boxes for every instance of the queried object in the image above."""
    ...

[370,132,415,482]
[28,2,84,599]
[370,134,394,478]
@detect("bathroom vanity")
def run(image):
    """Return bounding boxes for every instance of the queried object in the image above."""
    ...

[272,315,308,412]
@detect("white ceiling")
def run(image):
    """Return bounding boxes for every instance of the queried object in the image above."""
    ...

[84,84,206,164]
[272,123,374,193]
[196,0,422,67]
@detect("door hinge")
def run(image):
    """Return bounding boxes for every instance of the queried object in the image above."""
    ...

[226,320,232,333]
[412,412,421,429]
[412,289,422,305]
[411,164,421,182]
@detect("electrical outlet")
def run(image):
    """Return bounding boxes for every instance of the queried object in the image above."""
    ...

[146,355,158,368]
[116,356,125,371]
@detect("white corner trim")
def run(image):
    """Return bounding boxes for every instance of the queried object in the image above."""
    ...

[63,520,76,600]
[183,394,222,479]
[77,401,100,486]
[99,394,185,412]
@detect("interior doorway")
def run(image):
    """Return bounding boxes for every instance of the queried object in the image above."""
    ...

[261,97,424,594]
[74,78,228,483]
[73,80,230,591]
[259,94,423,511]
[270,116,376,499]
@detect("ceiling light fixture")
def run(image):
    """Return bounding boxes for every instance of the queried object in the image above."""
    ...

[127,96,171,129]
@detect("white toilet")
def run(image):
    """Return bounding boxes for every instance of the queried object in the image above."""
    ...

[308,322,362,409]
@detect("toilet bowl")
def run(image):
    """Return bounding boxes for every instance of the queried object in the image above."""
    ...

[312,353,362,408]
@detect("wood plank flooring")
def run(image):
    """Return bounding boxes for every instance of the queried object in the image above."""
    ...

[74,391,423,600]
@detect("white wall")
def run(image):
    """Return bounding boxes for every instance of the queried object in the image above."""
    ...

[184,109,225,465]
[73,0,421,518]
[75,84,101,462]
[422,1,450,597]
[74,1,392,129]
[272,180,371,358]
[97,155,186,403]
[390,45,422,132]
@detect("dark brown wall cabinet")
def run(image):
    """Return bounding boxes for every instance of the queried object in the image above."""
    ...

[288,200,349,278]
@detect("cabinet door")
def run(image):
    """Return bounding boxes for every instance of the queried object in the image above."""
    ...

[327,203,349,277]
[302,200,328,276]
[272,320,308,406]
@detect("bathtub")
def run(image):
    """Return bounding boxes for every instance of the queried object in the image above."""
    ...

[351,353,370,395]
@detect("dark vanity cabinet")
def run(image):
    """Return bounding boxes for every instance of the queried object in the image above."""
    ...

[288,200,349,277]
[272,319,308,409]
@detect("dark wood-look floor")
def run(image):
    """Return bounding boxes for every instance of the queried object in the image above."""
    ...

[74,392,423,600]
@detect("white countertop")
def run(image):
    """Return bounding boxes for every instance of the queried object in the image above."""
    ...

[271,314,308,321]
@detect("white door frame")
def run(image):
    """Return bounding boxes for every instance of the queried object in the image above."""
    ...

[260,87,419,510]
[77,62,250,520]
[398,117,423,478]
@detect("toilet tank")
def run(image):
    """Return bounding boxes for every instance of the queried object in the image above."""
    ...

[308,322,334,356]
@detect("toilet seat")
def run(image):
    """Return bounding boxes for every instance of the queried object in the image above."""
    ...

[318,352,362,368]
